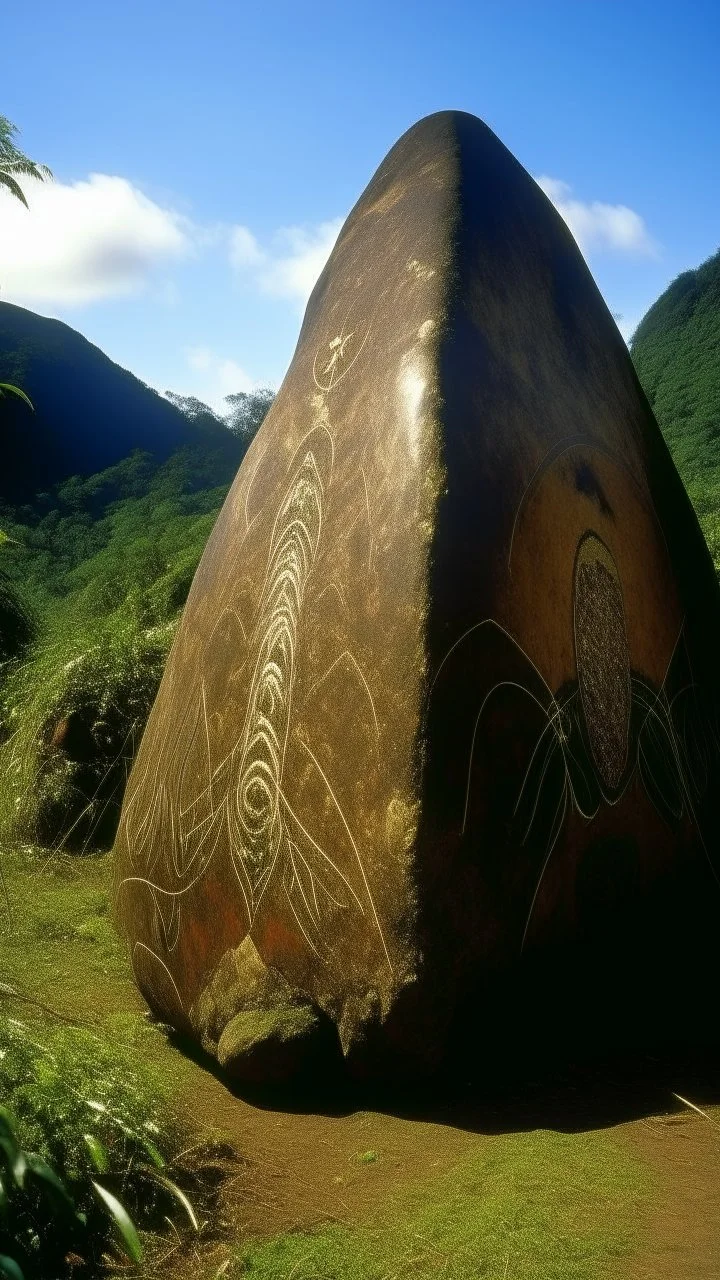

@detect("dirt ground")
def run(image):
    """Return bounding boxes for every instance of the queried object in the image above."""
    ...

[173,1046,720,1278]
[621,1108,720,1280]
[4,852,719,1278]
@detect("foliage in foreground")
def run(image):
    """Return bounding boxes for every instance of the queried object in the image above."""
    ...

[0,1102,141,1277]
[0,1016,169,1178]
[0,1013,195,1276]
[0,114,52,209]
[0,574,35,669]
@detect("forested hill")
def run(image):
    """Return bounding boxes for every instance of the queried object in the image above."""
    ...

[631,248,720,566]
[0,302,273,852]
[0,301,230,499]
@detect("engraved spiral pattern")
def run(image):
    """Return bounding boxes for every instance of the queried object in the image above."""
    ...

[231,451,323,899]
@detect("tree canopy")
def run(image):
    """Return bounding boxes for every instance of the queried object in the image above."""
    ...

[631,248,720,568]
[0,114,52,208]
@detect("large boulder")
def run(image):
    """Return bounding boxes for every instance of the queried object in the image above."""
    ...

[114,111,720,1081]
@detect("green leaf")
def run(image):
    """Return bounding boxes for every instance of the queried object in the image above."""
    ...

[142,1137,165,1169]
[0,1109,18,1152]
[0,174,29,207]
[24,1154,76,1222]
[83,1133,109,1173]
[0,384,34,411]
[146,1170,199,1231]
[0,1254,24,1280]
[0,1113,27,1189]
[12,1152,27,1189]
[92,1181,143,1264]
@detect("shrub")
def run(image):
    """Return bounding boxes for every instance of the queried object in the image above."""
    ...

[0,573,35,669]
[0,1015,196,1275]
[0,608,174,850]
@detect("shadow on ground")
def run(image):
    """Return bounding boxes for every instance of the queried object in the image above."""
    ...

[168,1004,720,1140]
[167,866,720,1141]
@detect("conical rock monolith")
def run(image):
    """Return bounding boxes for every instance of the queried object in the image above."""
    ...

[114,112,720,1080]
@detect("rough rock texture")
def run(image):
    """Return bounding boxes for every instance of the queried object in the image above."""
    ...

[114,111,720,1080]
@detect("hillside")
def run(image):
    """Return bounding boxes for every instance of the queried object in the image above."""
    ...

[631,248,720,566]
[0,305,272,851]
[0,436,245,614]
[0,424,266,849]
[0,301,230,500]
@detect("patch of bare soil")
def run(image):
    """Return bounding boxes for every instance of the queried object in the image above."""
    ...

[173,1050,720,1278]
[183,1070,479,1239]
[618,1105,720,1280]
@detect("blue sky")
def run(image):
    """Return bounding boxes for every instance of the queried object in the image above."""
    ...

[2,0,718,412]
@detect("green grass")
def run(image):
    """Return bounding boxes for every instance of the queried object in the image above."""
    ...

[0,843,133,1015]
[0,845,212,1274]
[0,1015,173,1180]
[235,1128,651,1280]
[0,842,200,1134]
[0,842,194,1144]
[0,608,174,852]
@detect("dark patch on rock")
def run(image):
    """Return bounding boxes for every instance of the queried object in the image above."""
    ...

[574,461,614,517]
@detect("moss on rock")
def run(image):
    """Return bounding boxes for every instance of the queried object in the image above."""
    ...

[217,1004,319,1067]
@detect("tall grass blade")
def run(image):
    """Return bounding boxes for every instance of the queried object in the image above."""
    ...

[91,1181,143,1263]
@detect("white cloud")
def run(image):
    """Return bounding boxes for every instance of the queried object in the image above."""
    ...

[229,224,264,269]
[229,217,344,311]
[259,219,344,302]
[0,173,193,306]
[156,346,257,416]
[227,185,654,320]
[535,176,656,257]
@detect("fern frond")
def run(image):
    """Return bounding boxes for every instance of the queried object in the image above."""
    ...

[0,173,28,207]
[1,159,53,180]
[0,384,34,410]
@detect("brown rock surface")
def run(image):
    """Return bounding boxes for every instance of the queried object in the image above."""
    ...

[114,111,720,1080]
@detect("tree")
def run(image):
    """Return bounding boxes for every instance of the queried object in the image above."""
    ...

[164,387,275,451]
[223,387,275,442]
[1,116,52,554]
[0,115,52,208]
[163,391,222,423]
[1,114,52,401]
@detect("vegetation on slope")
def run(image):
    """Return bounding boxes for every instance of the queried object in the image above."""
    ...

[631,247,720,568]
[0,436,243,615]
[0,375,273,850]
[0,301,221,501]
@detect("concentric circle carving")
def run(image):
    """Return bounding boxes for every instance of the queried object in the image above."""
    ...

[573,532,631,794]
